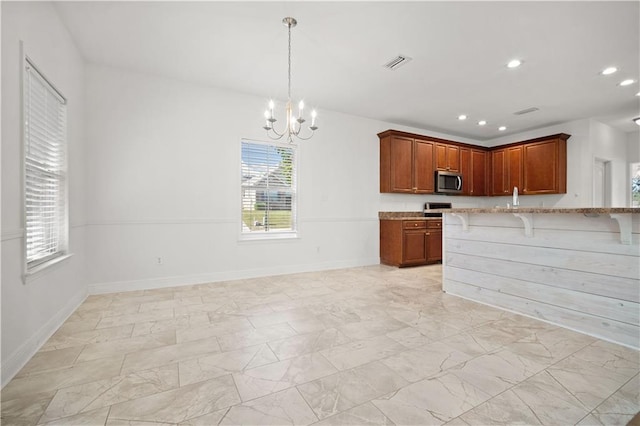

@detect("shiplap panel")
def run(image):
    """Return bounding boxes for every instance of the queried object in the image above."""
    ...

[446,238,638,279]
[442,212,639,349]
[446,252,639,303]
[445,280,639,349]
[445,226,639,256]
[446,213,640,233]
[447,266,639,325]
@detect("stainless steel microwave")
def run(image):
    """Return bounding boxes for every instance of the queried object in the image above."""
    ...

[435,170,463,194]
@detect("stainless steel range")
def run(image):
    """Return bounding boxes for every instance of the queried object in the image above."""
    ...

[423,202,452,217]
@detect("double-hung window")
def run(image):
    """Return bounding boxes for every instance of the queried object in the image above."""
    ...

[241,140,297,239]
[23,58,68,272]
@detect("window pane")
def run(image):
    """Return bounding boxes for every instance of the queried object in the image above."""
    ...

[241,141,296,234]
[24,58,68,268]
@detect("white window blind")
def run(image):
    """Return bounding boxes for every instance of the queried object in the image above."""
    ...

[241,140,296,236]
[24,58,68,269]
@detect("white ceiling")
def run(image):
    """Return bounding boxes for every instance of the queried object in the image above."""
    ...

[54,1,640,141]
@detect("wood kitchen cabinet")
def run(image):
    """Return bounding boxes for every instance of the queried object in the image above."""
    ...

[435,143,460,172]
[461,148,487,196]
[380,132,434,193]
[522,135,568,194]
[491,146,522,195]
[380,219,442,267]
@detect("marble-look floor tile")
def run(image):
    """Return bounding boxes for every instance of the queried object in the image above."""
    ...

[39,406,110,426]
[247,308,316,328]
[233,352,337,401]
[77,330,176,362]
[503,327,595,367]
[511,370,589,425]
[297,361,408,420]
[338,318,407,340]
[0,391,55,426]
[41,324,134,351]
[15,346,83,378]
[177,408,228,426]
[372,372,491,425]
[268,328,351,360]
[121,338,220,374]
[311,402,394,426]
[96,309,175,329]
[2,356,124,401]
[220,387,317,425]
[40,364,179,423]
[106,419,177,426]
[179,344,277,386]
[460,389,543,425]
[381,341,474,382]
[320,335,407,371]
[587,374,639,425]
[547,351,633,410]
[132,313,211,337]
[175,318,254,343]
[109,375,240,424]
[217,323,298,352]
[385,326,431,348]
[138,296,203,312]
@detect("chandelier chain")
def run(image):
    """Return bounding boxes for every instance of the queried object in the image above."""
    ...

[287,21,292,101]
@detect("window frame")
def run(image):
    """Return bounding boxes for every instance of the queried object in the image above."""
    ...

[239,138,298,241]
[22,54,70,279]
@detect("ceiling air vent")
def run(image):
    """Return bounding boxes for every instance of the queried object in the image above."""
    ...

[513,107,540,116]
[383,55,412,70]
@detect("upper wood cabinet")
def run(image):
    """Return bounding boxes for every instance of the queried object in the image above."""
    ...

[462,148,488,196]
[435,143,460,172]
[522,135,568,194]
[379,130,569,197]
[380,132,434,193]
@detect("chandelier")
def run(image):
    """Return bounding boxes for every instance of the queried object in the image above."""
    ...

[263,17,318,143]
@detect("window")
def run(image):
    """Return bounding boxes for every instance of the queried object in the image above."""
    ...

[241,140,296,238]
[23,58,68,271]
[632,162,640,207]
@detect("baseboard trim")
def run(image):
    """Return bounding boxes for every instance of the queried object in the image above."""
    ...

[88,258,380,295]
[1,289,87,388]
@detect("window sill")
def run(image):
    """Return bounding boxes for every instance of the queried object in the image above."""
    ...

[23,253,74,284]
[239,232,299,242]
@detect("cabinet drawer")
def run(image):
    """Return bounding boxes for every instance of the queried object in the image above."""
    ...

[403,220,426,229]
[427,220,442,229]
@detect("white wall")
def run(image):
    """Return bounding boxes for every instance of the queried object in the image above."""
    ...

[1,2,87,385]
[84,65,485,293]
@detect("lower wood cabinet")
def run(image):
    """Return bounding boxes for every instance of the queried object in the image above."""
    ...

[380,219,442,267]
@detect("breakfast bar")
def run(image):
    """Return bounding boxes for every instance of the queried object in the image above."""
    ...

[439,207,640,349]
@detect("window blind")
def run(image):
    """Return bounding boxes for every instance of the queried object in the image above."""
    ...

[24,58,68,268]
[241,141,296,234]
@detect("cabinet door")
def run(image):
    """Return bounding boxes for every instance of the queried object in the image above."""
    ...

[523,139,561,194]
[435,143,448,171]
[402,230,428,265]
[491,149,506,195]
[389,136,414,192]
[470,149,487,196]
[459,148,471,195]
[507,146,523,193]
[414,139,435,193]
[446,145,460,172]
[426,229,442,262]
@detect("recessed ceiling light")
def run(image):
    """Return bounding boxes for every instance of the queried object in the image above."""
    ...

[498,126,507,131]
[619,79,635,86]
[478,120,487,126]
[458,114,467,121]
[601,67,618,75]
[507,59,522,69]
[636,92,640,97]
[634,117,640,126]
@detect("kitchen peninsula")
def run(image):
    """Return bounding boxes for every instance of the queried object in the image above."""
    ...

[438,207,639,349]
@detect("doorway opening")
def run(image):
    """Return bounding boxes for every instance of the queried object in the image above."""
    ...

[593,158,611,207]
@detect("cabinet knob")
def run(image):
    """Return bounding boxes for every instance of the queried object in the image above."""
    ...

[426,232,430,236]
[414,223,418,226]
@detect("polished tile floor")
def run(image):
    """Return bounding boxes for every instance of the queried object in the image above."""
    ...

[2,264,638,425]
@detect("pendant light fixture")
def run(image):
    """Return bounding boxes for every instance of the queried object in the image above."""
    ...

[262,17,318,143]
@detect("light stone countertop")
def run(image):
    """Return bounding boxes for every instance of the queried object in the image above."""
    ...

[379,208,638,220]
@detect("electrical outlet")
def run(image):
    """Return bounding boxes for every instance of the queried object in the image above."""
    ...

[156,257,163,265]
